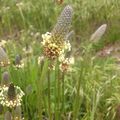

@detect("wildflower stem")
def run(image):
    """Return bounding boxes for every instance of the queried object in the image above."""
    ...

[48,68,52,120]
[73,65,84,120]
[55,62,61,120]
[12,108,15,119]
[58,67,61,120]
[38,59,48,120]
[61,73,65,114]
[0,67,1,80]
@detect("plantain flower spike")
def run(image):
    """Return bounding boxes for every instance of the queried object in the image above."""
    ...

[0,47,10,67]
[15,55,21,65]
[7,83,16,101]
[1,71,10,87]
[51,5,73,41]
[0,83,25,108]
[42,5,73,60]
[14,54,24,69]
[90,24,107,43]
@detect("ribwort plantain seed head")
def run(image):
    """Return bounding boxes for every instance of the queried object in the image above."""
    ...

[41,5,73,60]
[0,47,10,67]
[52,5,73,42]
[1,71,10,87]
[15,54,21,65]
[7,83,16,101]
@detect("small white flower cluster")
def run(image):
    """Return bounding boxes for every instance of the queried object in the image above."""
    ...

[41,32,75,72]
[0,61,10,67]
[59,57,74,72]
[41,32,71,60]
[14,60,24,69]
[41,32,52,46]
[0,40,7,47]
[16,2,24,7]
[38,56,44,65]
[23,46,33,56]
[0,86,25,108]
[64,41,71,52]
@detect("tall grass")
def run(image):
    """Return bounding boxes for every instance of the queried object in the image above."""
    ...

[0,0,120,120]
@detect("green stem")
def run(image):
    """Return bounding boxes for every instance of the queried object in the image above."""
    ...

[37,59,48,120]
[57,70,61,120]
[73,66,84,120]
[55,62,61,120]
[12,108,15,120]
[36,63,43,120]
[48,68,52,120]
[54,69,57,120]
[61,73,65,114]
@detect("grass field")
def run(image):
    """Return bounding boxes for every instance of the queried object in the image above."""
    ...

[0,0,120,120]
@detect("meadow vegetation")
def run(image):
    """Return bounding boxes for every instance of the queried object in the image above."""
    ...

[0,0,120,120]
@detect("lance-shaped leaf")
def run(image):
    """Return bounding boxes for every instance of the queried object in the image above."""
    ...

[90,24,107,43]
[51,5,73,40]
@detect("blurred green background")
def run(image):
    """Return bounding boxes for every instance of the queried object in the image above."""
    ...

[0,0,120,43]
